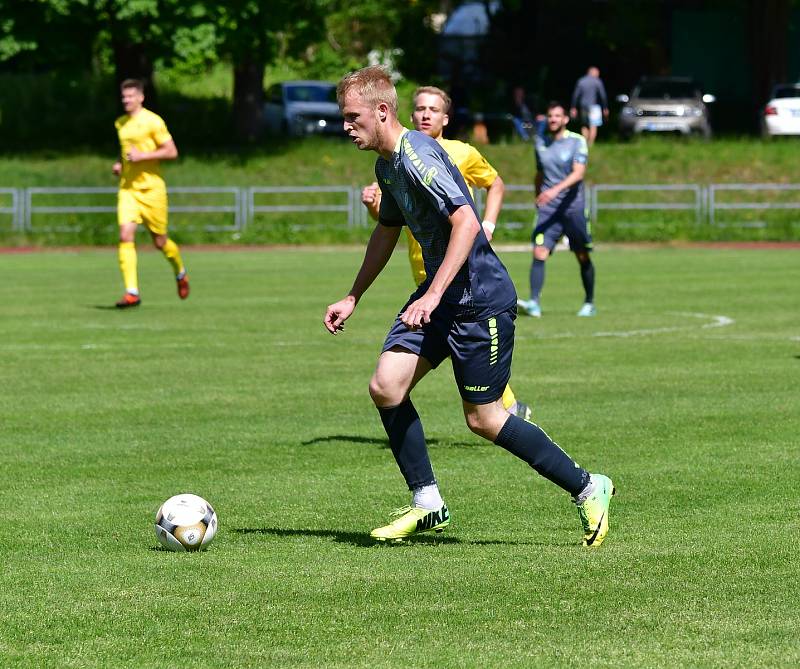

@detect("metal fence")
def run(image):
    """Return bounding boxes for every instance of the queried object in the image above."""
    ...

[0,188,21,231]
[591,184,705,226]
[2,183,799,233]
[23,187,243,232]
[709,183,800,228]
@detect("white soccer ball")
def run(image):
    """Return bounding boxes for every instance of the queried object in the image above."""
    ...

[154,493,218,552]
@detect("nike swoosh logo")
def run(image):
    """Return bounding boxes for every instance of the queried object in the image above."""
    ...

[586,511,605,546]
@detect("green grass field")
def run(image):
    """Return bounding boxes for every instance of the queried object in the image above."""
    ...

[1,245,799,668]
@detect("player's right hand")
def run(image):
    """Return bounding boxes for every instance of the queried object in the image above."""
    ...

[112,162,122,177]
[361,182,379,205]
[324,296,356,335]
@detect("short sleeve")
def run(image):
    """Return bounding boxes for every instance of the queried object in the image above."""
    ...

[574,136,589,166]
[460,144,498,189]
[534,139,544,171]
[403,139,469,217]
[151,114,173,146]
[377,182,404,227]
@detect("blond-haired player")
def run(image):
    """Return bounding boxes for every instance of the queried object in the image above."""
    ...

[113,79,188,308]
[361,85,532,421]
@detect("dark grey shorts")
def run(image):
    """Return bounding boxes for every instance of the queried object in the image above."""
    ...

[382,301,516,405]
[533,200,593,252]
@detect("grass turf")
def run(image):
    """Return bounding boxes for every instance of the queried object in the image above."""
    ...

[0,245,798,668]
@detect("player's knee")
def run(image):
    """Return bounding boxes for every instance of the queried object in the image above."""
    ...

[534,247,550,261]
[369,374,402,407]
[575,251,591,264]
[463,409,494,439]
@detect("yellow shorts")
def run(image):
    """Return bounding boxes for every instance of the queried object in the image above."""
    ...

[118,187,168,235]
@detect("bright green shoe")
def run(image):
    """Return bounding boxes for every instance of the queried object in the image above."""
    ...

[370,504,450,542]
[576,474,615,547]
[577,302,596,317]
[517,299,542,318]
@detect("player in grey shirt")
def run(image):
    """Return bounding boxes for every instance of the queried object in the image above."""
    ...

[518,101,596,318]
[325,67,614,547]
[570,66,609,146]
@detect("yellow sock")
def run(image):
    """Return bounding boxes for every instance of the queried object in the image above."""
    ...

[118,242,138,294]
[161,238,185,277]
[501,384,516,411]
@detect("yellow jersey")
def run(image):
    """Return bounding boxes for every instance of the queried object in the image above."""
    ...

[439,138,498,194]
[115,108,172,191]
[405,138,499,285]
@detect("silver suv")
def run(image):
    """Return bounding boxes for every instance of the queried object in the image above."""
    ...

[617,77,715,139]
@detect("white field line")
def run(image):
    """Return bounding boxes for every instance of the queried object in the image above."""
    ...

[517,312,736,340]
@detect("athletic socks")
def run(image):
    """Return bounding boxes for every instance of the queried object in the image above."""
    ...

[412,484,444,510]
[579,257,595,303]
[161,238,185,277]
[529,258,545,302]
[573,475,596,504]
[494,414,589,496]
[118,241,138,294]
[377,400,437,491]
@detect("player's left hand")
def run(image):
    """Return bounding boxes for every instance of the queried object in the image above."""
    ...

[126,148,146,163]
[401,292,440,330]
[536,187,559,206]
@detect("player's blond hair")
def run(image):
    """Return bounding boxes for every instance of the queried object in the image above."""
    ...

[413,86,452,114]
[337,66,398,115]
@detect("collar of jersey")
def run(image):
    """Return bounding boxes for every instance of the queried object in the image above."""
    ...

[393,127,410,154]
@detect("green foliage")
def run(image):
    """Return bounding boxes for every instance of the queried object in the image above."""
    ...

[0,247,799,667]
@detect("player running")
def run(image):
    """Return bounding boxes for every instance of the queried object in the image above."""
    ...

[112,79,189,308]
[517,101,596,318]
[325,66,614,546]
[361,86,532,422]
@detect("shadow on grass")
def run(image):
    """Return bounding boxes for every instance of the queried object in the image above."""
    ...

[301,434,478,448]
[234,527,539,548]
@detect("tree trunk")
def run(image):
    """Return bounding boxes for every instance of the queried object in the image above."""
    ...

[112,40,157,110]
[233,59,265,142]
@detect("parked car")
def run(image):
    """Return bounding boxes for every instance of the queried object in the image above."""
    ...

[762,83,800,137]
[616,77,715,139]
[264,81,343,137]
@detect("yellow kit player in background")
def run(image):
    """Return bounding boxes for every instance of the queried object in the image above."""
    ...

[362,86,532,421]
[112,78,188,308]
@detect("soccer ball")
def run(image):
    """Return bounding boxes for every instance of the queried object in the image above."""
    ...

[154,493,218,552]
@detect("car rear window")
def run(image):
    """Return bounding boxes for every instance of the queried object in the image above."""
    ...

[772,85,800,99]
[635,81,698,99]
[285,85,337,103]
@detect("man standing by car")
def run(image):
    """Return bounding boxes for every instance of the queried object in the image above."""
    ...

[570,66,609,146]
[518,101,596,318]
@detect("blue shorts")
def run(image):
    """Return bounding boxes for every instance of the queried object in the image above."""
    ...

[533,199,592,252]
[382,300,516,405]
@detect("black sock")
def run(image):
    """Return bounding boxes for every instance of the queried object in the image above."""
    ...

[377,400,436,490]
[529,258,545,301]
[578,256,594,303]
[494,415,589,495]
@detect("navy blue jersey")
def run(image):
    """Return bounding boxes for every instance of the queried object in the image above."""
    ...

[375,129,516,321]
